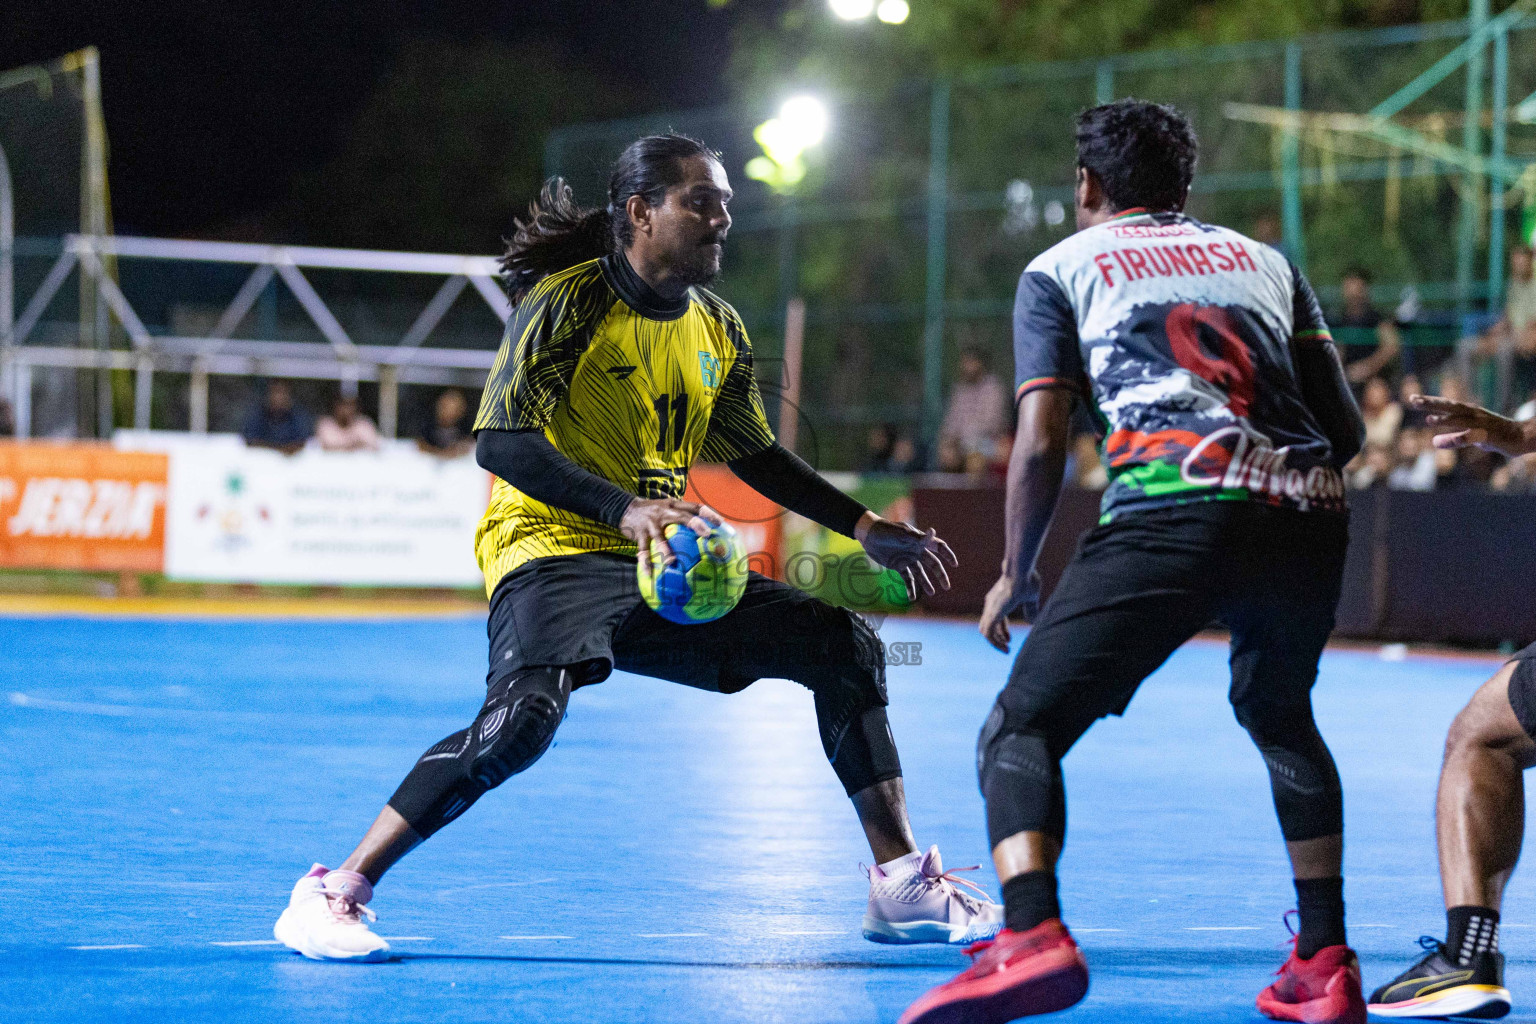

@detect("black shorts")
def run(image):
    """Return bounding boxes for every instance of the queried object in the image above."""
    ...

[998,500,1349,740]
[1505,643,1536,739]
[486,551,880,695]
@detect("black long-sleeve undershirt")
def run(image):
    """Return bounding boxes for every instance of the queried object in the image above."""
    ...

[476,429,634,529]
[726,443,868,538]
[476,430,869,538]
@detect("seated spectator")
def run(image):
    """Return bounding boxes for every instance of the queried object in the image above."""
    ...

[0,396,13,438]
[1067,432,1108,490]
[1360,376,1402,449]
[864,423,921,475]
[418,388,475,458]
[243,380,313,455]
[1466,245,1536,409]
[316,396,381,452]
[1387,428,1436,491]
[1492,453,1536,493]
[1398,374,1428,430]
[1333,267,1401,385]
[1348,443,1395,489]
[938,345,1009,462]
[935,435,966,474]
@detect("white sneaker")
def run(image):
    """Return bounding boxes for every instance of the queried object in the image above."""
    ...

[862,845,1004,945]
[273,864,390,962]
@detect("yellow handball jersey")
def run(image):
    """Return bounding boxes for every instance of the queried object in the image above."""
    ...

[472,252,777,595]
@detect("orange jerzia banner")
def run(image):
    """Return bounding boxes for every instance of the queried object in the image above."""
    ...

[685,463,784,579]
[0,442,169,572]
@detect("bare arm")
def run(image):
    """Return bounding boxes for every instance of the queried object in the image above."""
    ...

[979,388,1074,653]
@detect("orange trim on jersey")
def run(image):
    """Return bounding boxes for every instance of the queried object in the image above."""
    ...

[1016,376,1078,398]
[1106,207,1152,221]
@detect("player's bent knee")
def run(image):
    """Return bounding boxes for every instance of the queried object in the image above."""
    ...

[977,704,1065,845]
[387,667,571,838]
[1232,700,1344,841]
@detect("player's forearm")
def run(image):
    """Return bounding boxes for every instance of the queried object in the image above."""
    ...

[475,429,634,529]
[727,443,869,538]
[1001,441,1067,583]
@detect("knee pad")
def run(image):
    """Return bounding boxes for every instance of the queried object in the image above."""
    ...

[468,668,570,789]
[977,703,1067,846]
[804,612,897,795]
[388,667,570,838]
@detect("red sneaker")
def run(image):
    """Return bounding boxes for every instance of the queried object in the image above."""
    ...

[898,919,1089,1024]
[1256,943,1366,1024]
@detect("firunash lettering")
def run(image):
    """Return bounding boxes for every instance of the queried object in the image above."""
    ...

[1094,241,1257,287]
[1179,426,1344,508]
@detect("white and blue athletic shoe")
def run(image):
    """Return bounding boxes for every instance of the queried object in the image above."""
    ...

[862,846,1004,945]
[274,864,390,962]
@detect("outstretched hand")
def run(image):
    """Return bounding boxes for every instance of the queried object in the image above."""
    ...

[1409,395,1536,458]
[978,571,1040,654]
[856,515,958,601]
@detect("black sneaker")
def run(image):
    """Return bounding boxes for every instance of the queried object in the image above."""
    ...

[1368,936,1510,1019]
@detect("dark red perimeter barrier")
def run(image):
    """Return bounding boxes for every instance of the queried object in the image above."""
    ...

[913,485,1536,649]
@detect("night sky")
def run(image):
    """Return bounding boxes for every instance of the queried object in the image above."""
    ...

[3,1,756,238]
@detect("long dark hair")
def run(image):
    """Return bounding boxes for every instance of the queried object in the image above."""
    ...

[500,133,717,306]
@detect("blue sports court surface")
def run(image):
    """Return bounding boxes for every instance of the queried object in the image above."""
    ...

[2,611,1534,1023]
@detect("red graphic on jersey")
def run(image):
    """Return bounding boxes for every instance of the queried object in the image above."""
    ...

[1165,304,1256,418]
[1103,427,1209,468]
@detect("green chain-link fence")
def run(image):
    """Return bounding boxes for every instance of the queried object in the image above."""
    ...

[550,15,1536,468]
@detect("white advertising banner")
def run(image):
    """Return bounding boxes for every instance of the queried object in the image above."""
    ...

[158,441,489,586]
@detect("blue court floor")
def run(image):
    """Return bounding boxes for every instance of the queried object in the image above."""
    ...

[1,612,1533,1023]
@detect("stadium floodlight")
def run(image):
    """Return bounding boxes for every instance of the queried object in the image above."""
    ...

[876,0,911,24]
[747,95,830,194]
[829,0,875,21]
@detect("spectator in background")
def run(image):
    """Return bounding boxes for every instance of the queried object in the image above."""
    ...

[862,423,922,474]
[1387,428,1437,491]
[935,435,966,474]
[0,397,13,438]
[1399,374,1428,429]
[1505,245,1536,401]
[1068,432,1108,490]
[1466,245,1536,409]
[316,395,381,452]
[1334,267,1401,385]
[243,380,313,455]
[1360,376,1403,450]
[938,345,1009,463]
[418,388,475,458]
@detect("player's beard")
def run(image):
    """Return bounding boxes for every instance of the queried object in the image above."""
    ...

[672,237,725,287]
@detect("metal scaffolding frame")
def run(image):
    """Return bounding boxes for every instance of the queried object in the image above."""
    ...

[4,234,511,439]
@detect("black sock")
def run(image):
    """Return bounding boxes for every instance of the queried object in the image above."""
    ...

[1002,870,1060,934]
[1294,876,1346,959]
[1446,905,1499,965]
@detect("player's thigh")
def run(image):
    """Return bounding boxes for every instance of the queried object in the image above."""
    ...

[999,513,1223,748]
[487,552,642,690]
[612,572,876,695]
[1222,510,1347,717]
[1451,656,1536,769]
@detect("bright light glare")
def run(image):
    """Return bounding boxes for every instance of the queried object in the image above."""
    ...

[876,0,910,24]
[829,0,875,21]
[778,95,829,149]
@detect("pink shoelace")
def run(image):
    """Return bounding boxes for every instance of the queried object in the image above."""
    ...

[320,884,378,925]
[925,863,996,914]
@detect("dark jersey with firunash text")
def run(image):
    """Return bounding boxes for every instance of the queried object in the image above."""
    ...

[1013,208,1346,523]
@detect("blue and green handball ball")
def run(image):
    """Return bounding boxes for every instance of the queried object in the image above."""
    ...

[638,521,748,624]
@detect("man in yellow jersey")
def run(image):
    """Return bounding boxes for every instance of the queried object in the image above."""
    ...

[273,135,1001,962]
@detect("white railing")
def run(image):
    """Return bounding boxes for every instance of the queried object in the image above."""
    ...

[4,234,513,438]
